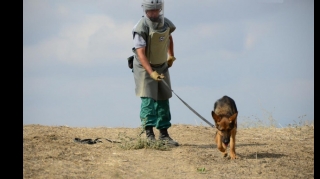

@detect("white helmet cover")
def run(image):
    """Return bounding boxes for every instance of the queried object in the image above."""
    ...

[141,0,164,30]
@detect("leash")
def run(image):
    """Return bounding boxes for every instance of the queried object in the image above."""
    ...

[161,79,215,128]
[74,137,121,144]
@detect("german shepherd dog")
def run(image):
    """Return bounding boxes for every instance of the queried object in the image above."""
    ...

[211,95,238,159]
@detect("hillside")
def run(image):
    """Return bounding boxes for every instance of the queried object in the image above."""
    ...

[23,124,314,179]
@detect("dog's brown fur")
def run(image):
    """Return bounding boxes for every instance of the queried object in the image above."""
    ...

[211,96,238,159]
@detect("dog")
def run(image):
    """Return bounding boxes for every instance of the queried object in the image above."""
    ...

[211,95,238,159]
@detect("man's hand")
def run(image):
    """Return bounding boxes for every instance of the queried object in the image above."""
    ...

[150,71,165,81]
[167,56,176,68]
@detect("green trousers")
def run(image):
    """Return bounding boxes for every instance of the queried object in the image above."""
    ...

[140,97,171,130]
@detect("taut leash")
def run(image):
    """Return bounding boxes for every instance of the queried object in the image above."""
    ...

[161,80,215,128]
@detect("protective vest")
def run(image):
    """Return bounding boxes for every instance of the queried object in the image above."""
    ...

[146,27,170,64]
[132,17,176,64]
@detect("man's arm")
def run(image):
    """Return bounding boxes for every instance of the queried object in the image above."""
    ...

[167,35,176,68]
[136,47,154,75]
[168,35,174,57]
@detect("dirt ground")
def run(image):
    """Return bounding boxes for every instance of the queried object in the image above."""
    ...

[23,123,314,179]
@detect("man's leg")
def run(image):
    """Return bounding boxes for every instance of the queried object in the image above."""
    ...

[140,97,157,141]
[155,100,179,146]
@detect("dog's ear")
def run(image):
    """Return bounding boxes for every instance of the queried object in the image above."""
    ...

[228,112,238,123]
[211,111,221,123]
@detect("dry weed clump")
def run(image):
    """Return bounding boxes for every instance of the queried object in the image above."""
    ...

[116,119,172,151]
[117,131,171,151]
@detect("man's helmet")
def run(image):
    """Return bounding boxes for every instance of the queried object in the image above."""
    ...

[141,0,164,30]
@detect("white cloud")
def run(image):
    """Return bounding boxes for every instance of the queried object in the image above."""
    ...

[244,20,272,51]
[24,14,135,69]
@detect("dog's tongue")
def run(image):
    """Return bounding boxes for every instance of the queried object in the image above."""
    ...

[224,142,229,146]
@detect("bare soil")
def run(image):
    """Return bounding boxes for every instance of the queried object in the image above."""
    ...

[23,124,314,179]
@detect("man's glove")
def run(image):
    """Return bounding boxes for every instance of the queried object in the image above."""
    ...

[167,56,176,68]
[150,71,165,81]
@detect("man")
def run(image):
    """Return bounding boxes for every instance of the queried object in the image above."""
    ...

[132,0,178,146]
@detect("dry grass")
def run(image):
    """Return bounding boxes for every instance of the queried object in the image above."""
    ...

[23,120,314,179]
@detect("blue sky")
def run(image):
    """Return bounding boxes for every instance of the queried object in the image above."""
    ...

[23,0,314,128]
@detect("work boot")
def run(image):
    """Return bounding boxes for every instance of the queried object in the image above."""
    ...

[145,126,156,141]
[159,128,179,146]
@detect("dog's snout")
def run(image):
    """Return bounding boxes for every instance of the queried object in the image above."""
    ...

[223,138,230,144]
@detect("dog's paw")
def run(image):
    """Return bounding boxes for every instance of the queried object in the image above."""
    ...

[230,154,237,159]
[222,152,228,157]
